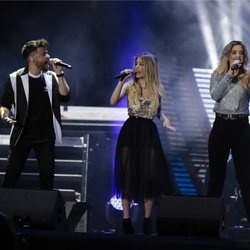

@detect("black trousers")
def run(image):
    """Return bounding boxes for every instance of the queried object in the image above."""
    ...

[207,116,250,221]
[2,140,55,190]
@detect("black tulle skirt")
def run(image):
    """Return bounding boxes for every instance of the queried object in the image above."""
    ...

[113,116,171,202]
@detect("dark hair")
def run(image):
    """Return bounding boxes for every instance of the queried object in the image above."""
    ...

[21,38,49,60]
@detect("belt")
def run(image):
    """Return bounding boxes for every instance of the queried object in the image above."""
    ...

[129,116,152,120]
[216,113,248,120]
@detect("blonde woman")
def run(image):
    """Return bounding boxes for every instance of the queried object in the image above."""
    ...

[110,52,175,235]
[207,40,250,222]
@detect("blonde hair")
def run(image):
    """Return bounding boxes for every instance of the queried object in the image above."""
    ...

[216,41,248,73]
[239,71,250,88]
[127,52,164,114]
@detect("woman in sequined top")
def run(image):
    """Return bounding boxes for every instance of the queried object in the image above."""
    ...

[110,52,175,235]
[207,40,250,222]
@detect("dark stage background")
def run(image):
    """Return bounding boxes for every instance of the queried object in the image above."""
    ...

[0,0,208,107]
[0,0,249,235]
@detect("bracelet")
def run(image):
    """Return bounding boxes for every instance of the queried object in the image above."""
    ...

[56,71,64,77]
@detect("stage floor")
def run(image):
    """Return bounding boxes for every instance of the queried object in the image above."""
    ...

[21,228,250,250]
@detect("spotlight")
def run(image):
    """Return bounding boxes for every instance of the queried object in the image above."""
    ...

[105,196,139,234]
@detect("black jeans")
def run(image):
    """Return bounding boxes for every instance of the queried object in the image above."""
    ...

[207,116,250,220]
[2,140,55,190]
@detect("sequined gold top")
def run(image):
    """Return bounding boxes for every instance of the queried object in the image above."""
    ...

[127,85,160,119]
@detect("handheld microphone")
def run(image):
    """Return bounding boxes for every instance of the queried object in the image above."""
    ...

[55,61,72,69]
[114,69,133,80]
[50,59,72,69]
[231,59,241,71]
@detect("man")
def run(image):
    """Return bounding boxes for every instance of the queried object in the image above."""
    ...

[0,38,70,190]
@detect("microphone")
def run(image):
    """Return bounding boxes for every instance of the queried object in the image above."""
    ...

[114,69,133,80]
[55,61,72,69]
[231,59,241,71]
[50,59,72,69]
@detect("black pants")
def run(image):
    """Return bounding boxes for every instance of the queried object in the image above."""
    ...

[207,116,250,221]
[2,140,55,190]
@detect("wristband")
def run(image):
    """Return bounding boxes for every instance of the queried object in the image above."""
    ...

[56,71,64,77]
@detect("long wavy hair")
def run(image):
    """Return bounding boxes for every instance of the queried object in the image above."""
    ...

[215,40,249,88]
[238,71,250,88]
[127,52,164,115]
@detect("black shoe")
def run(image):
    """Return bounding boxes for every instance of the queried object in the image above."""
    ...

[143,218,152,235]
[122,218,134,234]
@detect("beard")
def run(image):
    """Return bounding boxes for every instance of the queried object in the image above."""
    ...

[42,63,49,72]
